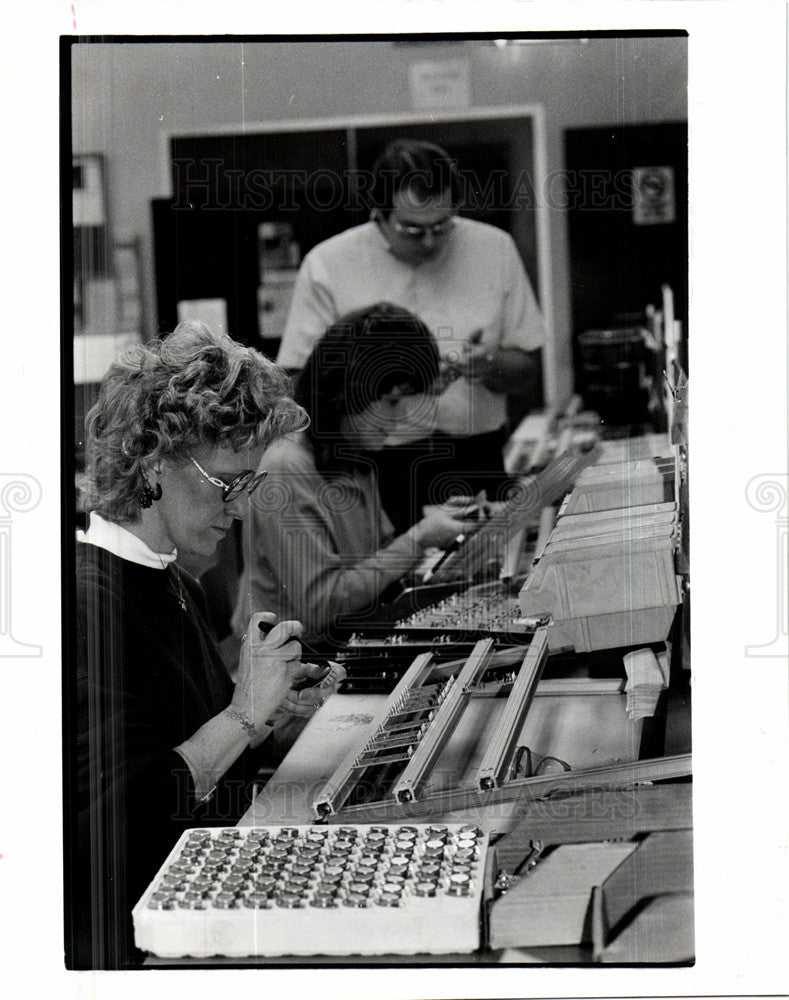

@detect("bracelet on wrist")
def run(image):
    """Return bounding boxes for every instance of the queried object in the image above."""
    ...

[225,707,257,741]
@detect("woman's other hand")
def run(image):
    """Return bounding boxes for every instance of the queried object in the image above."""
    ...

[231,611,303,733]
[275,660,348,719]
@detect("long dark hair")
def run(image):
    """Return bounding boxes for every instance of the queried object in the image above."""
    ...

[294,302,439,474]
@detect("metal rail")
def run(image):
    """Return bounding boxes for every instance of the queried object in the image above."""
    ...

[475,628,549,790]
[312,652,435,818]
[392,639,495,803]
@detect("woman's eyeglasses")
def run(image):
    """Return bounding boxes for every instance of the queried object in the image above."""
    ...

[189,455,267,503]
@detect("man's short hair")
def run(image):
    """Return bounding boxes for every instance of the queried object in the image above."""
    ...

[369,138,461,216]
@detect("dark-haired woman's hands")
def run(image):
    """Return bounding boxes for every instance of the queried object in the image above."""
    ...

[410,506,481,551]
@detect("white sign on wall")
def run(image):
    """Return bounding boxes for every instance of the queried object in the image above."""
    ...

[409,59,471,110]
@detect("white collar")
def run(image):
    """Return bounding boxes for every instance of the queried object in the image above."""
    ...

[77,511,178,569]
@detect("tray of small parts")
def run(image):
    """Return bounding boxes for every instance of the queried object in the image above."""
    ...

[133,823,489,958]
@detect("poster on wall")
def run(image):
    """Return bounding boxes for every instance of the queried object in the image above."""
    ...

[632,165,677,225]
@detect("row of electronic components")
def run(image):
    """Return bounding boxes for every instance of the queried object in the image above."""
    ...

[394,590,532,633]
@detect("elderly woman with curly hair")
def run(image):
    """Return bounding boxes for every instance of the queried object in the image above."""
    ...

[67,322,332,969]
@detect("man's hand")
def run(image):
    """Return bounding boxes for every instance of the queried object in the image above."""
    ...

[447,339,539,394]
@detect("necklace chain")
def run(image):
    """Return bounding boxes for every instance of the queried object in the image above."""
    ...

[156,552,187,611]
[171,566,187,611]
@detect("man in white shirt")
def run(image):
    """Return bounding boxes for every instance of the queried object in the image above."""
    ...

[278,139,545,529]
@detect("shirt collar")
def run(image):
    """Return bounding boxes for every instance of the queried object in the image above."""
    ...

[77,511,178,569]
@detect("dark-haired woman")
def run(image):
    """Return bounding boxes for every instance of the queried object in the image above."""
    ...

[68,322,334,968]
[232,303,480,651]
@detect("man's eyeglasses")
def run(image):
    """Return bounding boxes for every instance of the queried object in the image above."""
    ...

[189,455,267,503]
[390,216,455,240]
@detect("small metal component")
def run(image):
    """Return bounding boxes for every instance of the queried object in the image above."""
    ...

[377,892,400,906]
[353,866,376,881]
[453,847,476,863]
[222,874,245,893]
[414,881,436,897]
[244,893,271,908]
[310,894,337,908]
[276,892,303,908]
[493,870,521,894]
[183,888,208,901]
[178,897,205,909]
[168,861,194,875]
[343,892,368,907]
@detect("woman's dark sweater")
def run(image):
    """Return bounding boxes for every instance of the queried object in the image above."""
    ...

[66,543,264,969]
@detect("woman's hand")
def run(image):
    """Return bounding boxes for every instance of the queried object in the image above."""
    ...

[231,611,303,734]
[272,660,347,720]
[411,506,481,551]
[264,660,348,758]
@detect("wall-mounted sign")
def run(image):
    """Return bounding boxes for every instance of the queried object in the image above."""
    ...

[632,166,676,225]
[73,153,107,226]
[409,59,471,110]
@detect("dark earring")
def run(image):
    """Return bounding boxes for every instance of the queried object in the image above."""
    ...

[139,478,163,509]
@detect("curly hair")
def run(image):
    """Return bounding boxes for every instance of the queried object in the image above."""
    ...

[84,321,308,522]
[294,302,439,474]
